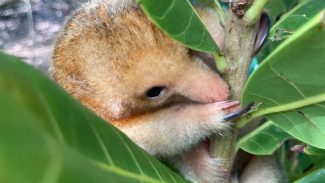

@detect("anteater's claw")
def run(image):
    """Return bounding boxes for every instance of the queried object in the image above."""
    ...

[223,102,254,121]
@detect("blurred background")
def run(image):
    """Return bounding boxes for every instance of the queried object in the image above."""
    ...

[0,0,81,72]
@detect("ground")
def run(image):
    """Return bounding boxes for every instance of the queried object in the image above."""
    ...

[0,0,76,72]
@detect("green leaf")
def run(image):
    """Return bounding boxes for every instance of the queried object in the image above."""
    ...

[294,169,325,183]
[254,0,296,63]
[256,0,325,63]
[290,153,315,181]
[269,0,325,41]
[241,12,325,148]
[237,121,291,155]
[265,0,297,25]
[138,0,219,53]
[0,52,189,183]
[305,146,325,156]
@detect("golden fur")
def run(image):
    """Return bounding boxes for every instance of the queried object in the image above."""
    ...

[51,1,228,126]
[50,1,236,182]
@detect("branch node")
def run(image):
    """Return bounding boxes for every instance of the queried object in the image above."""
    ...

[243,0,269,25]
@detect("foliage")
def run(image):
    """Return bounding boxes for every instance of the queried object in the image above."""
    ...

[0,52,188,183]
[256,0,325,62]
[238,3,325,181]
[241,10,325,148]
[139,0,219,53]
[237,121,291,155]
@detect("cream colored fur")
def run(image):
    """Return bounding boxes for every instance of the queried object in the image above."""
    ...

[50,1,237,182]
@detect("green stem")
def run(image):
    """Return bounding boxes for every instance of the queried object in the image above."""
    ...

[237,94,325,128]
[244,0,269,25]
[213,52,227,74]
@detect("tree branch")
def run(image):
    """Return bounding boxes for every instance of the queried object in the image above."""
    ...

[210,0,268,182]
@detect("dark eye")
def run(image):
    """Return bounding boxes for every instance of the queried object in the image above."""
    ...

[145,86,166,99]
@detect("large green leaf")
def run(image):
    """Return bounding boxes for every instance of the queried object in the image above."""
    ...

[237,121,291,155]
[138,0,219,53]
[265,0,298,25]
[0,52,188,183]
[256,0,325,62]
[241,12,325,148]
[287,152,325,181]
[269,0,325,41]
[289,153,315,182]
[305,145,325,156]
[294,169,325,183]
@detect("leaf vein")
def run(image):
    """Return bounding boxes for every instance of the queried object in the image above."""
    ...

[111,129,145,176]
[173,10,194,37]
[244,139,269,153]
[259,131,281,142]
[94,161,163,183]
[156,0,175,19]
[278,113,309,142]
[35,89,65,144]
[247,91,280,105]
[297,110,325,135]
[268,62,306,98]
[90,123,115,165]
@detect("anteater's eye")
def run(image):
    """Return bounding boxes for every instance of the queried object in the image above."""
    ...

[145,86,166,99]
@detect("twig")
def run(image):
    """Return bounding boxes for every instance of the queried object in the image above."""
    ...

[210,0,269,182]
[244,0,269,25]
